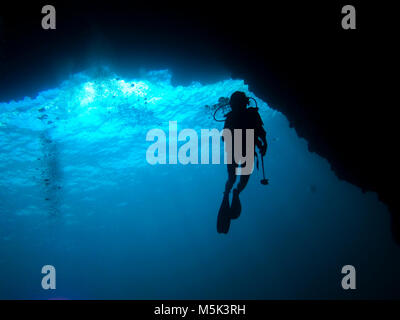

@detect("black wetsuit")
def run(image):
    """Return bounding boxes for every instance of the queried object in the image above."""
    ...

[223,107,266,193]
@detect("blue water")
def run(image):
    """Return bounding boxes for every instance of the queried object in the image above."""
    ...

[0,69,399,299]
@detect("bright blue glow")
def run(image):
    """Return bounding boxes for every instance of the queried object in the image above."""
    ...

[0,69,399,299]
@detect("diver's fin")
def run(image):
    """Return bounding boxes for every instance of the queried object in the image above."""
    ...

[217,193,231,234]
[230,189,242,219]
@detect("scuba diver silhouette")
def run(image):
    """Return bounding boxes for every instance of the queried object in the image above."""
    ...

[216,91,268,234]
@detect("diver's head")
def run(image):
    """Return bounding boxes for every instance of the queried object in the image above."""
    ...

[229,91,249,112]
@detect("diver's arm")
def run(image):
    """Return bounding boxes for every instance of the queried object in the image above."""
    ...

[261,138,267,156]
[253,111,267,155]
[256,127,267,156]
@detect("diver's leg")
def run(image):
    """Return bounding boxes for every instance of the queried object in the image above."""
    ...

[236,173,250,194]
[224,164,237,194]
[230,171,250,219]
[218,164,237,234]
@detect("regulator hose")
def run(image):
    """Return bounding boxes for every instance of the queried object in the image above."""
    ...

[213,105,227,122]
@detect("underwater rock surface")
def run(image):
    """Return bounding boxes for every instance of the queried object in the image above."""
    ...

[0,69,399,299]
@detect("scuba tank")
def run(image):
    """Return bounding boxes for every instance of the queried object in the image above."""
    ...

[213,95,258,122]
